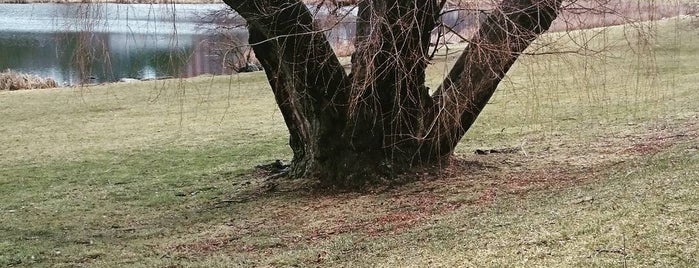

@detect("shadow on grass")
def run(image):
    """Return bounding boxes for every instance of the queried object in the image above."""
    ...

[165,122,699,262]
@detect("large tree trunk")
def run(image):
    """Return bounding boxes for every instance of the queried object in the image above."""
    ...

[223,0,564,187]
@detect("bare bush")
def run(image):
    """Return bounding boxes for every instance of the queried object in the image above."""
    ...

[0,70,58,91]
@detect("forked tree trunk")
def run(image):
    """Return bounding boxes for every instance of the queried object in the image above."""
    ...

[222,0,564,187]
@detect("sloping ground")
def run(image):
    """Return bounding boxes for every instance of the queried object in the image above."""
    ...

[0,17,697,267]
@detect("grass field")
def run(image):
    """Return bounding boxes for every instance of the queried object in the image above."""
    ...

[1,17,698,267]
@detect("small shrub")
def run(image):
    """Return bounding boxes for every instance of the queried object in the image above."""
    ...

[0,70,58,91]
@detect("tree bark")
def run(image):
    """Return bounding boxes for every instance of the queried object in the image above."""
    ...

[223,0,564,187]
[223,0,355,183]
[423,0,564,158]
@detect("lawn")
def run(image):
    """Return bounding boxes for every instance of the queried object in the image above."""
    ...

[0,17,697,267]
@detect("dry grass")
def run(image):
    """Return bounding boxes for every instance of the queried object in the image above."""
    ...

[0,70,57,91]
[0,0,219,3]
[0,0,347,3]
[437,0,694,44]
[161,118,698,260]
[552,0,697,32]
[0,13,697,268]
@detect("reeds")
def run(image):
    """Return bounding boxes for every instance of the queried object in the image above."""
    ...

[0,69,58,91]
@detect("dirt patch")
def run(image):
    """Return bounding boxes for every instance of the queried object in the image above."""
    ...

[166,123,698,258]
[170,237,239,255]
[620,133,696,155]
[170,157,599,256]
[304,190,464,239]
[168,156,596,257]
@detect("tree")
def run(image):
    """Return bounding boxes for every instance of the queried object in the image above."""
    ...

[222,0,564,187]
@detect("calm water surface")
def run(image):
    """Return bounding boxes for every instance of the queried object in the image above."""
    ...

[0,3,230,85]
[0,4,477,85]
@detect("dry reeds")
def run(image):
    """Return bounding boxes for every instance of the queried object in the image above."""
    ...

[0,70,58,91]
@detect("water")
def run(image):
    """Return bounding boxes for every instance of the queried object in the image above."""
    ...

[0,3,481,86]
[0,3,231,85]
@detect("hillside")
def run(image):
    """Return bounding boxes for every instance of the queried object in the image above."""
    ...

[1,16,697,267]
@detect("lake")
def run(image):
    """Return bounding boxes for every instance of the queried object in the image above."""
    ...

[0,3,479,86]
[0,3,234,85]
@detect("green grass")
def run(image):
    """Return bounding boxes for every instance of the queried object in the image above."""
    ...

[1,17,698,267]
